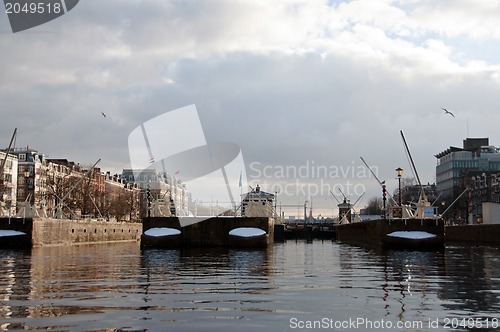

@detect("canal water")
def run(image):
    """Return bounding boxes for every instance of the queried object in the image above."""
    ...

[0,241,499,331]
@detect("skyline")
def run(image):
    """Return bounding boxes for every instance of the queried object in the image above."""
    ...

[2,0,500,216]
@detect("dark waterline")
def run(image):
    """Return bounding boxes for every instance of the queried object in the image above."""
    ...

[0,241,499,331]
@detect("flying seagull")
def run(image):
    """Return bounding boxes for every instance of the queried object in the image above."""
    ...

[101,112,106,118]
[441,108,455,118]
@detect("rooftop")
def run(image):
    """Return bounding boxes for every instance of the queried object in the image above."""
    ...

[435,138,495,159]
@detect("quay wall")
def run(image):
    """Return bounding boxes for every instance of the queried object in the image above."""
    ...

[445,224,500,245]
[335,219,444,246]
[142,216,274,247]
[0,218,142,247]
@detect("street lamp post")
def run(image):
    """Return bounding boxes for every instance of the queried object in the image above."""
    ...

[396,167,403,206]
[23,169,30,203]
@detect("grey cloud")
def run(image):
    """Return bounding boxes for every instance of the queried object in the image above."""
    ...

[2,0,500,214]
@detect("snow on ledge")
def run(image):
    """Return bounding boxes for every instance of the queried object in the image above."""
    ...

[229,227,266,238]
[144,227,181,237]
[0,230,27,237]
[387,231,437,240]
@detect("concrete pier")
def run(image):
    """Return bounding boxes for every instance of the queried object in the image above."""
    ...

[335,218,444,248]
[0,218,142,248]
[141,216,275,248]
[445,224,500,245]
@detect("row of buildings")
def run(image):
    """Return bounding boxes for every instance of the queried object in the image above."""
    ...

[0,146,188,221]
[5,136,498,224]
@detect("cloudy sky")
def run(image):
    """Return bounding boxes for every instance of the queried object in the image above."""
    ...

[1,0,500,216]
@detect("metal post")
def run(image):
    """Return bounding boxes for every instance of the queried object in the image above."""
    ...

[383,197,386,218]
[147,181,151,218]
[304,200,308,223]
[274,190,278,219]
[398,176,402,206]
[382,184,387,218]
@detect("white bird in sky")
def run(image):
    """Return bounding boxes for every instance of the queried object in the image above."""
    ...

[441,108,455,118]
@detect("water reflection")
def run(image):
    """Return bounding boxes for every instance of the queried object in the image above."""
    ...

[439,245,500,315]
[0,242,498,331]
[138,247,276,327]
[381,250,446,325]
[0,249,31,330]
[1,243,144,331]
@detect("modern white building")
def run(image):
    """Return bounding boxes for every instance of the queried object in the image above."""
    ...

[435,138,500,200]
[436,138,500,223]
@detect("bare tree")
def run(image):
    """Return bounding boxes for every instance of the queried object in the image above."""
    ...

[46,173,75,217]
[364,197,383,215]
[109,191,129,222]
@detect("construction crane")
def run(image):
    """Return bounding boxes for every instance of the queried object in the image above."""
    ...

[360,156,398,205]
[0,129,17,211]
[400,130,437,219]
[0,128,17,181]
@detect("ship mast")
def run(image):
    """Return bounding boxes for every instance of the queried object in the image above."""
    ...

[399,130,436,219]
[0,128,17,177]
[400,130,427,202]
[360,156,397,205]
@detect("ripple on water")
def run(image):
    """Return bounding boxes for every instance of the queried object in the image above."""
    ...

[0,242,499,331]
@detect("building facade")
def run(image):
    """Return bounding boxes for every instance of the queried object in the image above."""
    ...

[4,147,48,209]
[44,158,82,218]
[401,183,438,205]
[435,138,500,199]
[0,151,18,216]
[103,172,141,222]
[1,146,144,221]
[435,138,500,223]
[122,169,188,217]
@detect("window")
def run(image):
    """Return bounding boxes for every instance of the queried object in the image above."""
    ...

[19,153,26,161]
